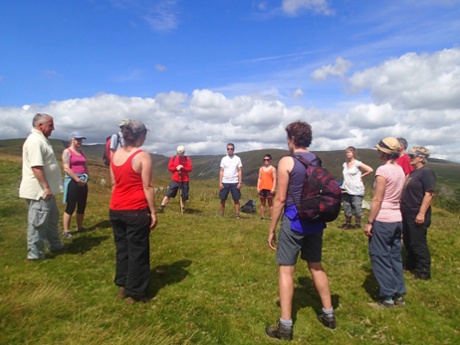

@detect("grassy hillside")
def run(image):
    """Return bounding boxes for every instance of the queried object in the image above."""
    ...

[0,152,459,344]
[2,138,459,212]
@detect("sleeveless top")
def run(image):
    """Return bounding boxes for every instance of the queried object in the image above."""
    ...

[68,149,87,174]
[259,166,274,190]
[110,150,148,210]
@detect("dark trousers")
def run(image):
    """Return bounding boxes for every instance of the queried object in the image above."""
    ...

[402,212,431,276]
[65,180,88,215]
[110,208,151,299]
[369,221,406,299]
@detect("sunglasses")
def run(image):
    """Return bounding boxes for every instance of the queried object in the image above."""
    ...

[263,158,271,161]
[227,148,234,151]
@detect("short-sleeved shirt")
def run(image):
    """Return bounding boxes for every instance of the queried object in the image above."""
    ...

[396,154,414,175]
[401,166,436,214]
[220,155,242,183]
[109,131,124,151]
[342,160,365,195]
[374,164,405,223]
[19,129,63,200]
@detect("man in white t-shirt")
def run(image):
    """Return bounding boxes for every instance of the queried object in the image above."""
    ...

[219,143,243,218]
[19,113,64,260]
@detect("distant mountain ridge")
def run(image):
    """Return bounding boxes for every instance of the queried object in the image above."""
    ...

[1,138,459,188]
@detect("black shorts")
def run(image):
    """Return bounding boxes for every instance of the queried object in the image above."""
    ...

[165,181,189,200]
[259,189,274,199]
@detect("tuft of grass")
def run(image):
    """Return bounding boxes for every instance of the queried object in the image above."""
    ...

[1,157,459,344]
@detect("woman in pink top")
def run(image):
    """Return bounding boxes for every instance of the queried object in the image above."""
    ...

[109,120,157,304]
[62,131,89,238]
[364,137,406,308]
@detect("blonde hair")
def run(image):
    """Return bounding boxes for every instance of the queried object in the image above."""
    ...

[408,146,430,164]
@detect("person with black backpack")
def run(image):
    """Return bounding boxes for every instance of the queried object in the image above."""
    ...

[265,121,336,341]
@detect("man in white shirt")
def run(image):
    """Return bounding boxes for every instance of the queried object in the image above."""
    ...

[219,143,243,218]
[19,113,64,260]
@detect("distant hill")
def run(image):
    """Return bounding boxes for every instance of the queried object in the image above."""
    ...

[1,138,459,190]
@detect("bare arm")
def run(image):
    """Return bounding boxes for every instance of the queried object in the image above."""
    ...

[219,167,224,189]
[415,191,434,225]
[139,152,157,229]
[257,167,263,192]
[31,166,53,201]
[271,166,277,193]
[268,157,292,250]
[364,175,386,237]
[359,162,374,179]
[237,167,242,189]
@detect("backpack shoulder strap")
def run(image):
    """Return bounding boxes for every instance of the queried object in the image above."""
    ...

[292,153,322,167]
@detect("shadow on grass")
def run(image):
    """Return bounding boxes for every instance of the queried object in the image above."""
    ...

[55,235,110,256]
[148,259,192,298]
[85,219,112,231]
[291,276,340,323]
[183,208,202,214]
[362,269,379,301]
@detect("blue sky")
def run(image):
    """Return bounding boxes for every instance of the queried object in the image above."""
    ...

[1,0,460,162]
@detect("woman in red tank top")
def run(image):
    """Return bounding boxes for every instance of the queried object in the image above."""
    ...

[109,120,157,304]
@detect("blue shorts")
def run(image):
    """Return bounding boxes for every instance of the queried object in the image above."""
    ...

[219,183,241,201]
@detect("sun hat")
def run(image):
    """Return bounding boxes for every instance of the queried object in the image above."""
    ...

[407,146,430,158]
[375,137,400,155]
[69,131,86,140]
[177,145,185,154]
[118,119,131,128]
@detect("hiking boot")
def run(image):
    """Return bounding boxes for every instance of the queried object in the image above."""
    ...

[317,312,336,329]
[354,223,361,229]
[158,205,165,213]
[377,299,395,308]
[394,295,405,307]
[62,231,73,239]
[236,213,240,219]
[340,223,352,230]
[265,321,293,341]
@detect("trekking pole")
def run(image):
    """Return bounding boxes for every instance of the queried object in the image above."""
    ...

[179,170,184,214]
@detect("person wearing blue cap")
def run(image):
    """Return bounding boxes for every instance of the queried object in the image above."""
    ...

[61,131,89,238]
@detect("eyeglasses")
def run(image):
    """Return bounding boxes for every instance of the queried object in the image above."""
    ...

[263,158,270,161]
[227,148,234,151]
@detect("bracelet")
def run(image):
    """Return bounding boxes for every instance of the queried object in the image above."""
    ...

[367,220,374,225]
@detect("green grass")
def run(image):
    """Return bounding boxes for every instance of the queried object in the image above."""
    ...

[1,156,460,344]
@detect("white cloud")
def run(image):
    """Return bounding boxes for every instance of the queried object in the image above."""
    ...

[349,48,460,110]
[281,0,334,16]
[311,57,352,81]
[347,103,396,128]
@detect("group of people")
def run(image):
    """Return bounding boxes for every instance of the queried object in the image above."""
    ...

[19,114,435,340]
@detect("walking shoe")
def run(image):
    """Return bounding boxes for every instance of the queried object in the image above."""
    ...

[377,299,395,308]
[236,214,240,219]
[340,223,352,230]
[394,295,405,307]
[62,231,73,239]
[317,312,336,329]
[354,223,361,229]
[117,287,126,299]
[158,205,165,213]
[265,321,293,341]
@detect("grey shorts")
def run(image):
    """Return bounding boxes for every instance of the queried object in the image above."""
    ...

[342,193,363,217]
[276,215,324,265]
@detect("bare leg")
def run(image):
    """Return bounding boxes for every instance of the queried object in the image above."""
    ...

[234,200,240,216]
[220,199,226,216]
[260,198,266,218]
[161,196,170,207]
[63,212,72,232]
[279,265,295,320]
[308,262,332,309]
[76,213,84,230]
[268,198,274,219]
